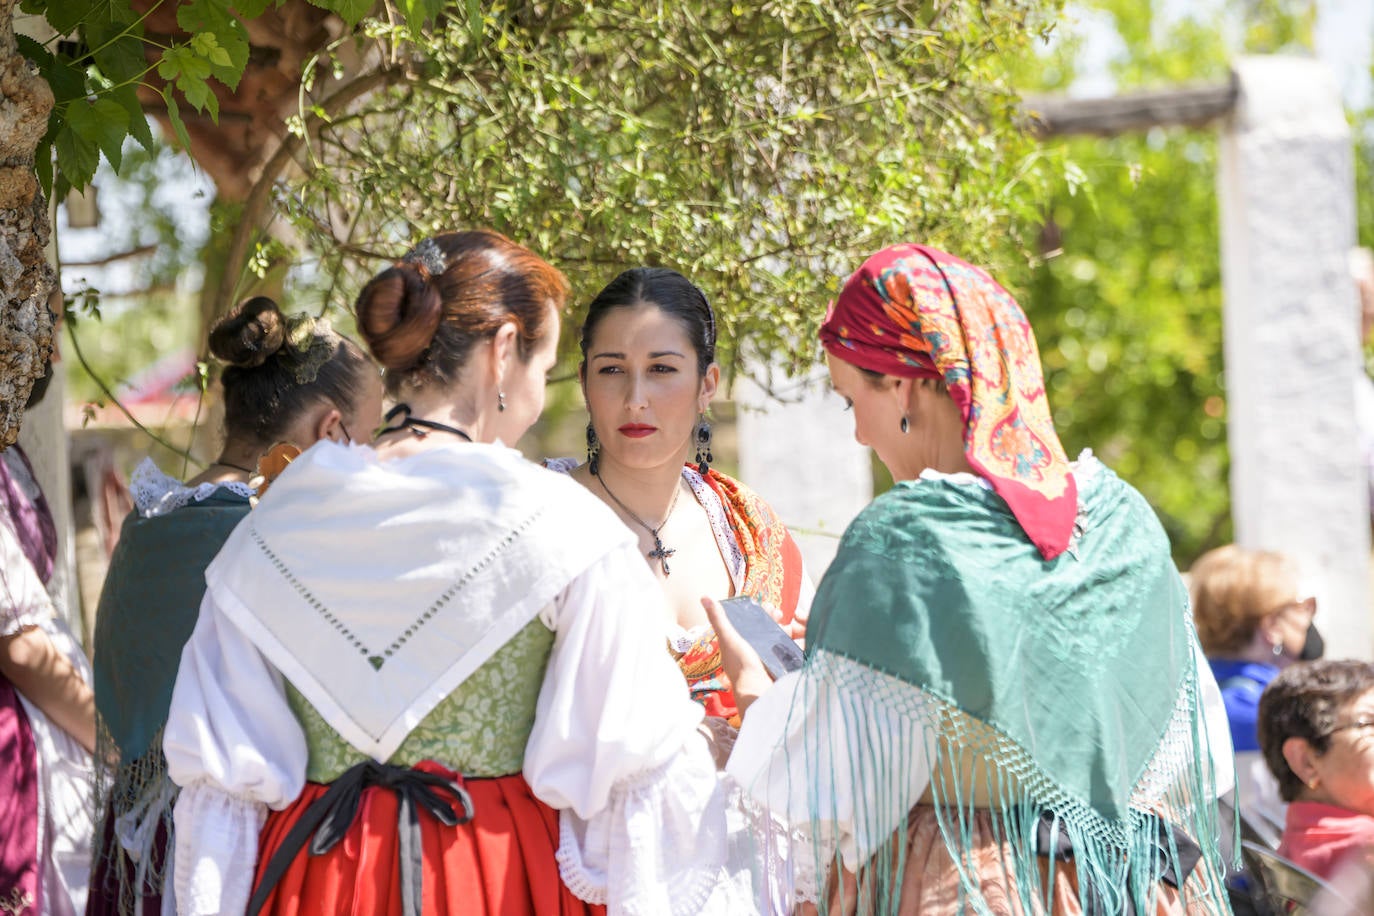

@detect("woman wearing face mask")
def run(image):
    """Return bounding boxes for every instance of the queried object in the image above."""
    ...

[1188,545,1322,839]
[710,244,1234,914]
[87,297,383,916]
[162,233,755,915]
[547,267,812,734]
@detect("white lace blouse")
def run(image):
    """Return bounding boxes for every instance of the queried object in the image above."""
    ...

[128,458,254,519]
[0,493,95,916]
[162,442,759,916]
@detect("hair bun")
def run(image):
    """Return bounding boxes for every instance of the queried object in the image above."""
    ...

[356,261,444,372]
[209,297,288,368]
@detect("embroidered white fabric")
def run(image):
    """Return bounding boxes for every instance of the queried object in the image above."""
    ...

[554,746,756,915]
[171,783,265,916]
[165,453,755,914]
[128,459,253,519]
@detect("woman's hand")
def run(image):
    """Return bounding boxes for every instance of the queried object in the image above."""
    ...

[703,597,773,721]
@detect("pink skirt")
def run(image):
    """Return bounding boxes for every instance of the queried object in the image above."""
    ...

[0,677,39,915]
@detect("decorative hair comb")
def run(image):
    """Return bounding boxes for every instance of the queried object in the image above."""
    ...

[283,313,334,385]
[402,238,447,281]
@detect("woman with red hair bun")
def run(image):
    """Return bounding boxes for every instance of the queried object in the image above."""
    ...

[163,231,756,915]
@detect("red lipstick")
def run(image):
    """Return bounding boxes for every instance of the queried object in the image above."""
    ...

[618,424,656,438]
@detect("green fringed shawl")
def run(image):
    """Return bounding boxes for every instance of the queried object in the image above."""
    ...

[94,490,251,762]
[796,463,1231,914]
[91,488,251,910]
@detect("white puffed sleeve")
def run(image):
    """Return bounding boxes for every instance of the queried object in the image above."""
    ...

[1194,634,1236,800]
[163,592,309,916]
[727,659,932,900]
[525,543,756,915]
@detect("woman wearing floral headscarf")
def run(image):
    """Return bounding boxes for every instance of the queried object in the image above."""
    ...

[713,244,1235,914]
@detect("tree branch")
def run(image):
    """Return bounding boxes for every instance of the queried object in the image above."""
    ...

[210,66,406,328]
[61,244,157,268]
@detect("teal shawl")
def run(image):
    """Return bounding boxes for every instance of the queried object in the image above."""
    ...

[91,487,250,908]
[94,490,251,762]
[795,462,1229,913]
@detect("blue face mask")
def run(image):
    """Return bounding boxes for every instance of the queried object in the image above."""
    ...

[1300,623,1325,661]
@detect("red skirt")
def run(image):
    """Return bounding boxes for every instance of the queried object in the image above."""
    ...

[253,761,604,916]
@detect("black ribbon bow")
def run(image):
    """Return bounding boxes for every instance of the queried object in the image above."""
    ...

[249,760,475,916]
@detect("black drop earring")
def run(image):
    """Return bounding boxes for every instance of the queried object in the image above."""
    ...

[694,416,713,475]
[586,422,601,475]
[900,415,910,434]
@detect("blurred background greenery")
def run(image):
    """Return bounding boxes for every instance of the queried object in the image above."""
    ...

[56,0,1374,566]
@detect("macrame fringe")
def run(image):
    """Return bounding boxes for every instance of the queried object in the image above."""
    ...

[769,649,1233,915]
[90,718,177,913]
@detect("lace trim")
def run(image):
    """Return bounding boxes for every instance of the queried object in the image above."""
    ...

[683,466,747,591]
[555,752,727,916]
[668,622,713,653]
[729,779,808,905]
[555,814,609,905]
[130,459,254,519]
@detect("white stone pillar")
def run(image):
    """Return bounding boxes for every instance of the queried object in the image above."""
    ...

[1218,55,1369,657]
[734,364,872,578]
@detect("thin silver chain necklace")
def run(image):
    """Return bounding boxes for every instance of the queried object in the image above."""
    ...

[593,469,682,575]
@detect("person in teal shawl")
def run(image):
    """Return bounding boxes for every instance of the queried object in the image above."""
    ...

[713,244,1234,915]
[88,297,382,915]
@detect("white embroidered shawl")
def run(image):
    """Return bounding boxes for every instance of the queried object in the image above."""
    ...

[203,441,632,761]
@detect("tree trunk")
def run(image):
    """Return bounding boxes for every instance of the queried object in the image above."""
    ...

[0,0,54,448]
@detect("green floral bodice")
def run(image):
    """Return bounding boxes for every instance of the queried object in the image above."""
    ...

[285,618,556,782]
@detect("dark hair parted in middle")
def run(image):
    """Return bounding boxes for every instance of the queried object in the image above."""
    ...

[1258,658,1374,802]
[208,296,373,446]
[355,229,568,395]
[580,267,716,375]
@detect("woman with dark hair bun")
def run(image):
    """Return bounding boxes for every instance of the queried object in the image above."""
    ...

[163,232,756,915]
[547,267,812,741]
[87,297,382,915]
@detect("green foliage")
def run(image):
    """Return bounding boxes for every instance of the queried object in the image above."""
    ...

[17,0,370,196]
[272,0,1064,375]
[1009,0,1326,563]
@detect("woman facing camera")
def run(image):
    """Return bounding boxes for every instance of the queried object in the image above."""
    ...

[163,232,755,915]
[89,297,382,915]
[713,244,1233,914]
[549,267,811,728]
[1258,658,1374,881]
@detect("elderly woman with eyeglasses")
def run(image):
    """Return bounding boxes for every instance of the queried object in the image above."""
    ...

[1257,658,1374,880]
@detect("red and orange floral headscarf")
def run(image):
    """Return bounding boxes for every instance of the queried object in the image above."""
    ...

[820,244,1076,559]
